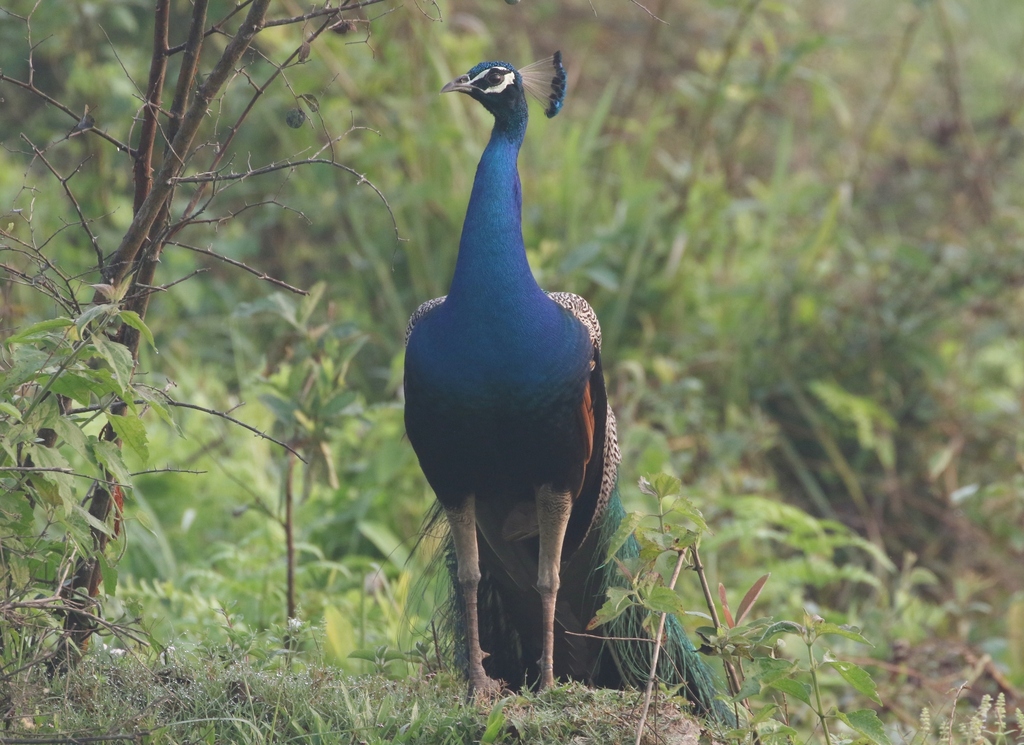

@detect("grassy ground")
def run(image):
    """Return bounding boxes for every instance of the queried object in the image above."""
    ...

[2,653,709,745]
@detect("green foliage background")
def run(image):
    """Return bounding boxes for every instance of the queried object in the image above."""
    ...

[2,0,1023,735]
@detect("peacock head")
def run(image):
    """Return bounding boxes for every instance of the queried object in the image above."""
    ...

[441,52,566,126]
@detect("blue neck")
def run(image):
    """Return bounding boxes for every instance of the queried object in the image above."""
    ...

[447,119,544,312]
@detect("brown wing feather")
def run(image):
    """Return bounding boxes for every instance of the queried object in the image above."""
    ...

[578,377,595,470]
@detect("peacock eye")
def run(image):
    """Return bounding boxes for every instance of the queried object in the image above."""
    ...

[486,70,507,86]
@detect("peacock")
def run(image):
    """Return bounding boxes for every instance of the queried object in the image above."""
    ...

[403,53,725,719]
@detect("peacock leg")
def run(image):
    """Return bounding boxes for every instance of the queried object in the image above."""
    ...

[535,485,573,690]
[444,496,500,696]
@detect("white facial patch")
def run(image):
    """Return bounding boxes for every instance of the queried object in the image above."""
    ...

[469,67,516,94]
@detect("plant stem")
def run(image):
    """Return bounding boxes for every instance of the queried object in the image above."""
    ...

[285,452,297,624]
[807,641,832,745]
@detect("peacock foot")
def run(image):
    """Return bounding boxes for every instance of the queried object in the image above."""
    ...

[468,670,503,700]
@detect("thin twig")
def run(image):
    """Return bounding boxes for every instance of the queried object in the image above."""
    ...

[19,135,104,272]
[0,73,135,156]
[162,398,307,462]
[168,241,308,295]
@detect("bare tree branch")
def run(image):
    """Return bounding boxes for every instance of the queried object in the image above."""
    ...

[100,0,274,290]
[132,0,170,215]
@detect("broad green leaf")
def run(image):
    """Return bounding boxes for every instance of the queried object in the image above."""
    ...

[97,553,119,596]
[48,373,96,406]
[767,677,812,705]
[27,444,76,509]
[756,620,804,643]
[835,709,891,745]
[663,495,708,533]
[729,675,761,702]
[107,414,148,464]
[90,336,134,393]
[49,369,120,405]
[815,622,873,646]
[643,585,686,615]
[4,346,54,390]
[74,503,113,538]
[750,656,796,685]
[347,649,379,662]
[259,392,297,425]
[827,660,881,704]
[53,417,93,463]
[91,440,133,486]
[117,310,155,349]
[605,510,643,562]
[588,586,634,629]
[6,317,74,343]
[75,304,116,331]
[0,401,23,421]
[135,387,181,434]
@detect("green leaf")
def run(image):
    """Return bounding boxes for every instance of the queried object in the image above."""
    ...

[605,510,643,562]
[4,345,54,390]
[767,677,812,705]
[815,622,873,646]
[756,620,804,643]
[91,440,133,486]
[135,387,181,434]
[643,585,686,616]
[480,698,507,744]
[347,649,380,662]
[750,656,797,685]
[638,473,681,499]
[827,660,881,704]
[90,336,134,393]
[663,495,708,533]
[107,414,149,464]
[53,417,94,463]
[729,675,761,702]
[588,586,634,629]
[6,317,74,343]
[97,552,119,596]
[75,304,116,331]
[835,709,891,745]
[0,401,23,421]
[117,310,155,349]
[299,281,326,326]
[48,372,96,406]
[27,444,76,510]
[49,369,120,405]
[74,503,113,538]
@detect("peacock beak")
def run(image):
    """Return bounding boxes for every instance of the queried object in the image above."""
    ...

[441,75,473,94]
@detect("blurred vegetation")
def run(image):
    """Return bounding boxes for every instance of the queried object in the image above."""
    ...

[2,0,1024,739]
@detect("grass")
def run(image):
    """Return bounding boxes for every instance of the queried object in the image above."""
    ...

[2,652,708,744]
